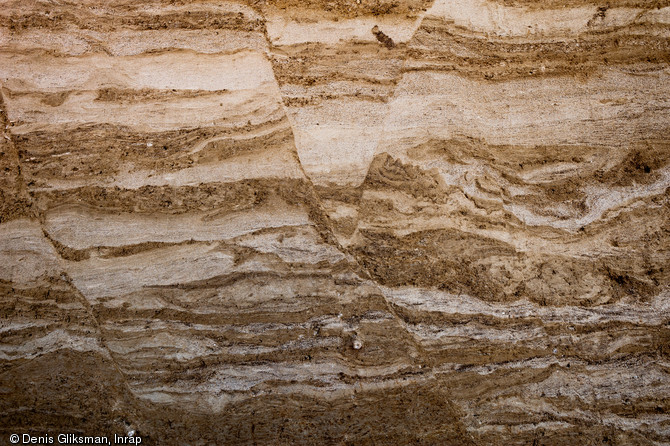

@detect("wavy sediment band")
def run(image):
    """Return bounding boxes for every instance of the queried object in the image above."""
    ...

[1,0,668,444]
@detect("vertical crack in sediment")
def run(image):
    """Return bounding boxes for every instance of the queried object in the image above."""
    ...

[258,7,476,441]
[257,0,449,352]
[2,0,670,442]
[259,10,411,320]
[0,89,143,431]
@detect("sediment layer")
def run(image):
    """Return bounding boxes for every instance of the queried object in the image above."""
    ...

[1,0,668,444]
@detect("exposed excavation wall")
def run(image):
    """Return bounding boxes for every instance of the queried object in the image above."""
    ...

[1,0,669,444]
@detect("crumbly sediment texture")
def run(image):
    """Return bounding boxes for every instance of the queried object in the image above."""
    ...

[1,0,669,444]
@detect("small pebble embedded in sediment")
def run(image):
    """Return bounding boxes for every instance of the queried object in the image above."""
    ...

[371,25,395,49]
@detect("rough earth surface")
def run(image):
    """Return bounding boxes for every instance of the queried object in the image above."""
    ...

[1,0,669,444]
